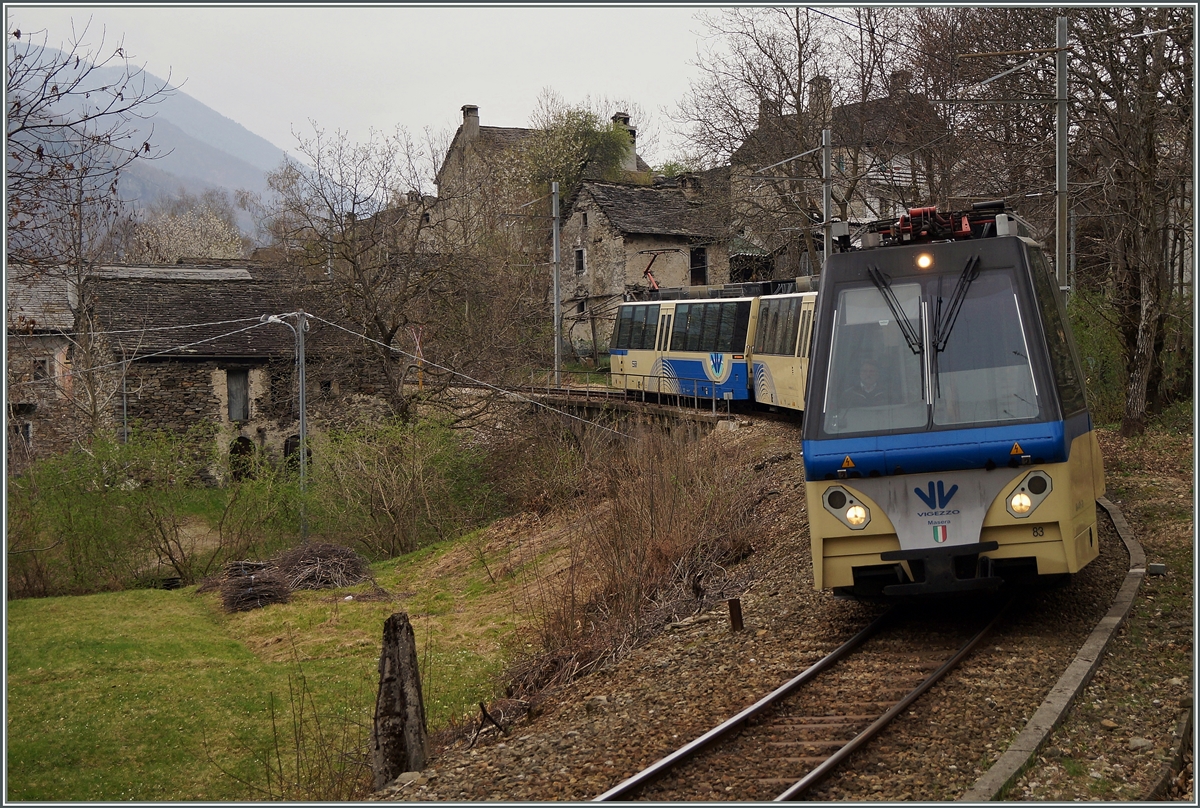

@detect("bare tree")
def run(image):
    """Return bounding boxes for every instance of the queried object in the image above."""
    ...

[257,123,471,418]
[913,7,1192,434]
[6,19,172,269]
[1069,8,1193,434]
[673,7,949,274]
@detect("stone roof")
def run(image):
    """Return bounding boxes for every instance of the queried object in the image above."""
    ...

[84,265,293,359]
[579,169,730,240]
[6,266,77,332]
[733,91,944,167]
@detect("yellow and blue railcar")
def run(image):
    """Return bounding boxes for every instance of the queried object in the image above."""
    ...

[609,297,759,402]
[751,292,818,411]
[801,204,1105,598]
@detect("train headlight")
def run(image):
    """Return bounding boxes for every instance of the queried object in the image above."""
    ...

[1009,492,1032,513]
[823,486,871,530]
[1006,471,1053,518]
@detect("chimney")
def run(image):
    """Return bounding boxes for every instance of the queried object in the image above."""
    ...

[888,70,912,98]
[758,97,782,126]
[612,112,638,172]
[806,76,832,126]
[461,104,480,140]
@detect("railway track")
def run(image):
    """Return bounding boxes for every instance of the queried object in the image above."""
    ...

[595,597,1012,802]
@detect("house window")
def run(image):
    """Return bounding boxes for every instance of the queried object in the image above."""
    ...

[9,421,32,451]
[578,298,587,316]
[581,212,589,228]
[575,248,586,275]
[227,368,250,421]
[32,358,51,381]
[690,247,708,286]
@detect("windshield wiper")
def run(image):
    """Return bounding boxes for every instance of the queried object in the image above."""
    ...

[867,266,922,355]
[933,255,981,352]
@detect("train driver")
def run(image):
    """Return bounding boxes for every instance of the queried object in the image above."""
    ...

[846,360,887,407]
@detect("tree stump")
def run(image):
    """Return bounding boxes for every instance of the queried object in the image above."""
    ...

[370,612,429,790]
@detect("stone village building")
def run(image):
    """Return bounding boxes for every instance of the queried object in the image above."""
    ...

[432,88,944,354]
[5,260,398,478]
[730,71,947,277]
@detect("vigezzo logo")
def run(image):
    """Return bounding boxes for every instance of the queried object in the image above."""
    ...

[915,480,959,510]
[708,352,725,376]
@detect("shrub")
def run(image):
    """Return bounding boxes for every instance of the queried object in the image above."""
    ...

[6,425,218,598]
[507,423,758,695]
[307,419,497,559]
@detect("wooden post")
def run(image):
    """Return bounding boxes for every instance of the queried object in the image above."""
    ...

[371,612,429,789]
[727,598,744,631]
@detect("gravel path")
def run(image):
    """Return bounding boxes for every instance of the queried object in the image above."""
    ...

[373,419,1193,802]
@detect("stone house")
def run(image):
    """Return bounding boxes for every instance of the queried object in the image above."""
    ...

[80,263,300,479]
[731,71,947,275]
[559,167,732,353]
[6,267,87,469]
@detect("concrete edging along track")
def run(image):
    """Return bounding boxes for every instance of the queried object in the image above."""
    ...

[961,496,1174,801]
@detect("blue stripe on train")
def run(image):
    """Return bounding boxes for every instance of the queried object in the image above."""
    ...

[802,411,1093,479]
[662,358,751,400]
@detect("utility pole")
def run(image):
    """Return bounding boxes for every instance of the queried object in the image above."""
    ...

[261,310,309,540]
[822,128,832,267]
[552,181,562,386]
[1055,16,1069,292]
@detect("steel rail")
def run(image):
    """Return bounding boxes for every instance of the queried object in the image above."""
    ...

[774,596,1014,801]
[592,608,895,801]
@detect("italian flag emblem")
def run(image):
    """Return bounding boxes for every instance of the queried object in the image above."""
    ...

[933,525,949,544]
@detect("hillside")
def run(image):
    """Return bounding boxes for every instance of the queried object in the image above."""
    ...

[10,43,290,220]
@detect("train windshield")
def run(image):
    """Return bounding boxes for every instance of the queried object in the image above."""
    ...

[821,267,1040,436]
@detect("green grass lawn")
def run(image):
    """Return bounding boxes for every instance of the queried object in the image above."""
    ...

[7,534,523,801]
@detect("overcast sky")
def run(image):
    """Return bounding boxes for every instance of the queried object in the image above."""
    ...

[8,5,716,167]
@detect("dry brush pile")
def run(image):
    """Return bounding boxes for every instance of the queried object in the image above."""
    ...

[214,543,376,613]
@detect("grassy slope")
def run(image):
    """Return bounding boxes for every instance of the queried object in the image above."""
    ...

[7,419,1191,801]
[6,528,535,801]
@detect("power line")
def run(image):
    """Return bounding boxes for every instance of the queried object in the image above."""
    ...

[7,321,272,392]
[8,316,265,340]
[305,314,632,439]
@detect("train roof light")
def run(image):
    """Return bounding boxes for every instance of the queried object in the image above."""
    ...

[916,253,933,269]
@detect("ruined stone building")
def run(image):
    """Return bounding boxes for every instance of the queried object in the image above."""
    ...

[6,267,86,468]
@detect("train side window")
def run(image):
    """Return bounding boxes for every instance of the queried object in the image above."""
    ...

[731,301,752,350]
[629,305,648,349]
[672,304,690,350]
[662,314,673,350]
[753,300,772,353]
[700,303,722,351]
[612,307,634,349]
[1028,249,1087,414]
[642,305,660,350]
[798,308,813,357]
[710,301,729,348]
[778,298,800,355]
[762,301,780,354]
[688,304,709,351]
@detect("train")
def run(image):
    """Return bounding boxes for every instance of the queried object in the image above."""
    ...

[608,284,817,409]
[609,200,1106,599]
